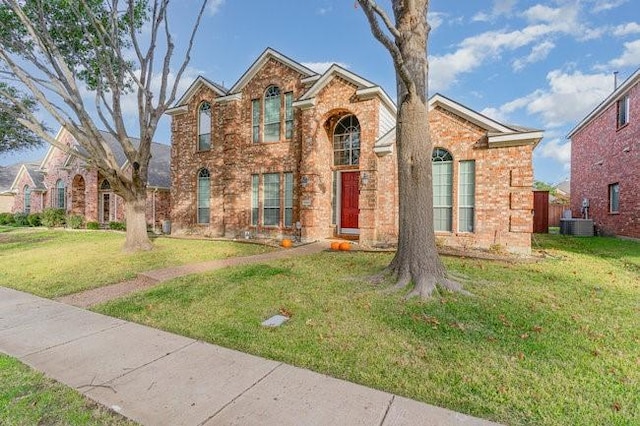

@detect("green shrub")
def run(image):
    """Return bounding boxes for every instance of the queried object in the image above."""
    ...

[13,212,28,226]
[108,221,126,231]
[86,221,100,230]
[66,215,85,229]
[41,208,66,228]
[0,212,15,225]
[27,213,42,227]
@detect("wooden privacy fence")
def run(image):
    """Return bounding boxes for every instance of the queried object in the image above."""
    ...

[549,203,569,227]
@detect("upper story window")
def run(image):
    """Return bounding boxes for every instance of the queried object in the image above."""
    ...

[617,95,629,128]
[100,179,111,190]
[56,179,66,209]
[432,148,453,232]
[253,87,294,143]
[198,101,212,151]
[333,115,360,166]
[24,185,31,214]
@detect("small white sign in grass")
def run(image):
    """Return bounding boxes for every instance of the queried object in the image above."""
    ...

[261,314,289,327]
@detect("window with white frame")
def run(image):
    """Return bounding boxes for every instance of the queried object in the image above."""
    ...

[616,95,629,128]
[333,115,360,166]
[432,148,453,232]
[252,99,260,143]
[197,168,210,224]
[609,183,619,213]
[24,185,31,214]
[285,92,293,140]
[458,161,475,232]
[198,102,211,151]
[263,173,280,226]
[56,179,66,209]
[264,86,281,142]
[250,172,294,227]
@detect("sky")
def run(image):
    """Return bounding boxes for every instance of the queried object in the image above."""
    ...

[1,0,639,185]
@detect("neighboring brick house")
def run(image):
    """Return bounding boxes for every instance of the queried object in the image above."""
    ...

[10,127,171,228]
[0,163,20,213]
[568,68,640,238]
[167,48,543,254]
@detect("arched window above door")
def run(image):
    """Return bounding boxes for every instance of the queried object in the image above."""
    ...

[333,115,360,166]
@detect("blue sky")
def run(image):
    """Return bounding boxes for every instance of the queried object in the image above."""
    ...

[2,0,639,185]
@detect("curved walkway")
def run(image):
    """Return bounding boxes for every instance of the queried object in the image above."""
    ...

[56,241,329,308]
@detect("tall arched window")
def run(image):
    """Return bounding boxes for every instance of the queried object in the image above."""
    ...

[56,179,66,209]
[24,185,31,214]
[263,86,281,142]
[432,148,453,232]
[333,115,360,166]
[100,179,111,190]
[198,101,211,151]
[197,168,210,224]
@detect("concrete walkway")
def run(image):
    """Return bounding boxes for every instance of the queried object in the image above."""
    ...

[0,286,500,425]
[57,241,329,308]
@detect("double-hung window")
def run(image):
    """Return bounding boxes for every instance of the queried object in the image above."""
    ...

[458,161,475,232]
[250,172,294,227]
[197,169,210,224]
[609,183,620,213]
[263,86,281,142]
[198,102,211,151]
[56,179,66,209]
[432,148,453,232]
[617,95,629,128]
[24,185,31,214]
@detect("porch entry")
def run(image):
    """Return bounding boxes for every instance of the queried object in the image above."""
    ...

[339,171,359,235]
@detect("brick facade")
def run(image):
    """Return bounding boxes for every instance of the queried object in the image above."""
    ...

[11,128,170,228]
[569,71,640,238]
[168,48,542,254]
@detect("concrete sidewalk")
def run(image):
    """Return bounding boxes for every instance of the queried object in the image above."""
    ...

[0,287,500,426]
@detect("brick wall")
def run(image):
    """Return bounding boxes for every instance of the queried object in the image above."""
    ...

[570,81,640,237]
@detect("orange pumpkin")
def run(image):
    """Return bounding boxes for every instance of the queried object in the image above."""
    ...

[330,241,340,251]
[339,242,351,251]
[281,238,293,248]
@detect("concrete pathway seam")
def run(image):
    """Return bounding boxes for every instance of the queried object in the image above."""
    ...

[82,339,199,392]
[379,394,396,426]
[19,321,126,359]
[197,361,284,426]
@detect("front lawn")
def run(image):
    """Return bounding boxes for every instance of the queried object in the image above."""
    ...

[0,228,273,297]
[96,235,640,425]
[0,354,136,425]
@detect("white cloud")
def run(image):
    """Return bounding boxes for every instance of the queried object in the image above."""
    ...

[429,11,444,31]
[301,61,348,74]
[429,2,607,91]
[512,40,555,71]
[608,39,640,68]
[485,70,612,130]
[472,0,515,22]
[613,22,640,36]
[591,0,628,13]
[317,6,332,15]
[535,137,572,171]
[207,0,224,16]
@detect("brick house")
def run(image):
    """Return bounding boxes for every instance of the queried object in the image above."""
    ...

[168,48,543,254]
[568,68,640,238]
[0,163,20,213]
[10,127,171,228]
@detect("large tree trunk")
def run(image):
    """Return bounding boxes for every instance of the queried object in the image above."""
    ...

[123,190,152,252]
[358,0,465,297]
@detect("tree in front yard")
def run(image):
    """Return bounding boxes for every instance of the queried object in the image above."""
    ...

[0,0,208,251]
[0,82,43,153]
[357,0,465,297]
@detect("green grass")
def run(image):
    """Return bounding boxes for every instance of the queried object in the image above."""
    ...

[0,354,136,425]
[0,228,273,297]
[95,234,640,425]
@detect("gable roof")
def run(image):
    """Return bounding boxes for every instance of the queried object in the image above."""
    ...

[166,76,228,115]
[567,68,640,138]
[294,63,397,114]
[0,163,21,194]
[429,93,544,148]
[10,162,46,192]
[229,48,318,94]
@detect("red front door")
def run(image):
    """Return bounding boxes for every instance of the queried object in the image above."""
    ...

[340,171,359,231]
